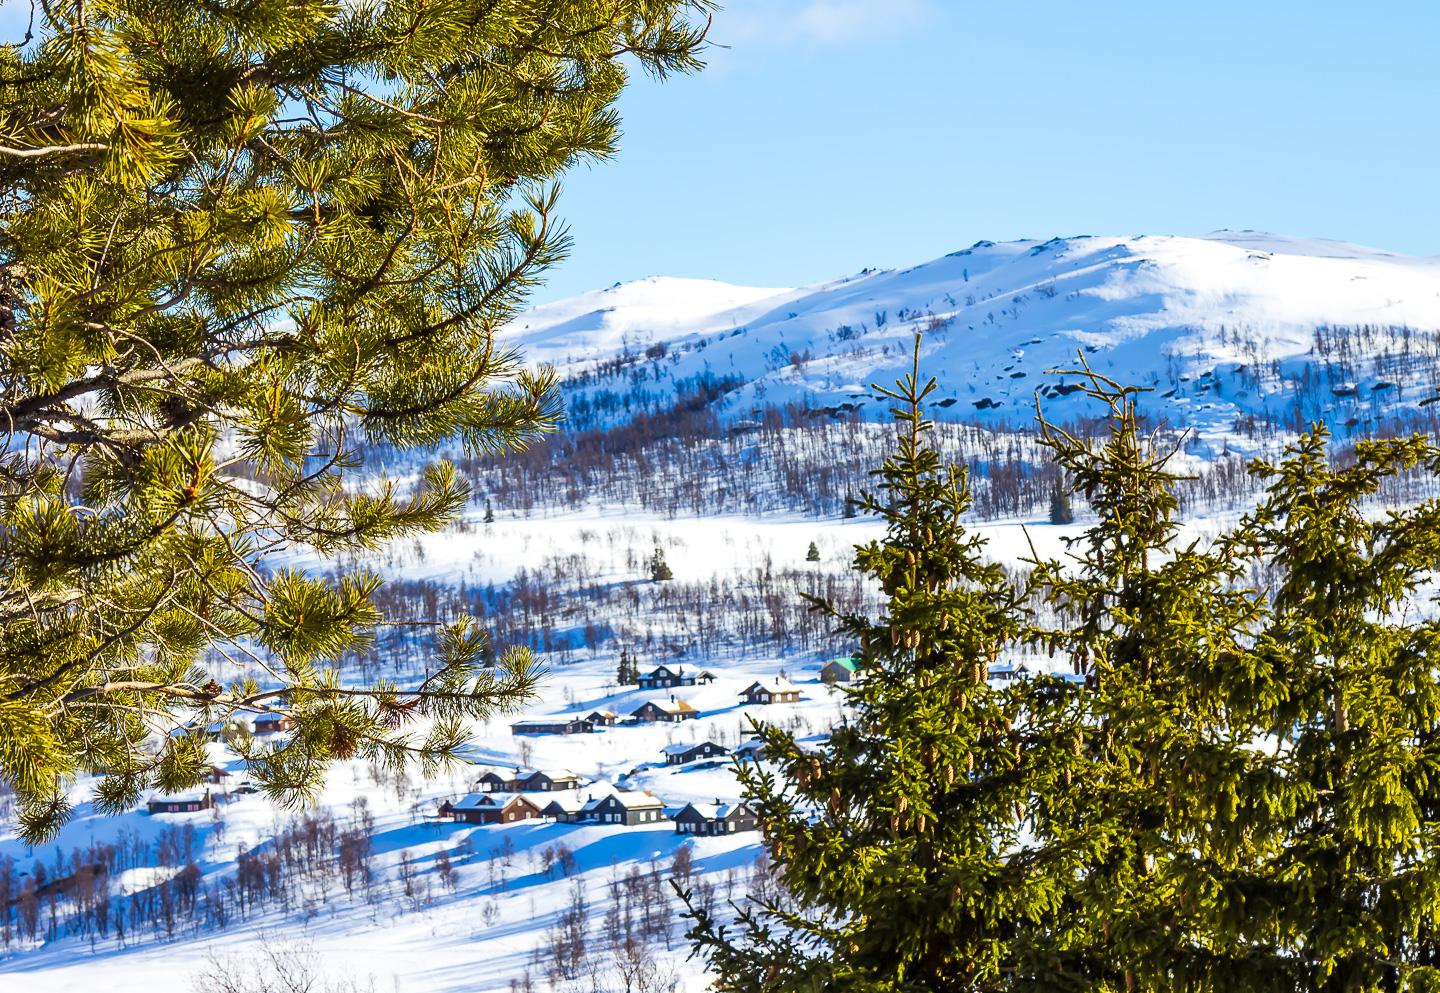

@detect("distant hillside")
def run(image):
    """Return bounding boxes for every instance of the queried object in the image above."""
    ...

[506,233,1440,445]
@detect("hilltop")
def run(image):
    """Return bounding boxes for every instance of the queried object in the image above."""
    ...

[508,232,1440,443]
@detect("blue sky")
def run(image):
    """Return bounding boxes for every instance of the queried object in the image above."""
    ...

[538,0,1440,301]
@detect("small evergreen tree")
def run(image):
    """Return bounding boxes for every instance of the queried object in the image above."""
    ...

[1046,482,1075,525]
[484,500,496,525]
[616,649,637,687]
[805,541,821,562]
[649,547,674,582]
[683,339,1077,991]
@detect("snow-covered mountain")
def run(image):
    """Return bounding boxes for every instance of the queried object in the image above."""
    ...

[507,233,1440,440]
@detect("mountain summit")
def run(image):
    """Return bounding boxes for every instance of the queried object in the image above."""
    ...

[507,233,1440,442]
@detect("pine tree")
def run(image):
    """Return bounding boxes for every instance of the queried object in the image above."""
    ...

[683,339,1077,992]
[484,500,496,525]
[805,541,821,562]
[649,547,674,582]
[0,1,713,841]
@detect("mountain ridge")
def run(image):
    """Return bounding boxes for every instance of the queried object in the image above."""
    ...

[506,232,1440,445]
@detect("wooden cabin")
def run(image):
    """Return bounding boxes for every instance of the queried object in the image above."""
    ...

[674,800,758,836]
[147,792,213,815]
[630,697,699,723]
[820,657,861,684]
[253,714,296,735]
[733,738,768,762]
[539,792,590,824]
[511,769,583,792]
[636,665,697,690]
[738,678,802,706]
[661,741,728,766]
[510,717,594,736]
[586,791,667,826]
[450,793,544,825]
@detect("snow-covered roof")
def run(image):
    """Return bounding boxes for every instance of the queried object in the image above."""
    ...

[604,790,664,810]
[680,800,749,820]
[148,791,209,804]
[741,677,799,694]
[517,768,581,781]
[455,788,518,805]
[636,697,697,714]
[538,791,589,813]
[661,741,717,756]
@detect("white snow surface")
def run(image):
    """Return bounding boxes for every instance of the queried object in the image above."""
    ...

[0,512,1094,993]
[507,232,1440,437]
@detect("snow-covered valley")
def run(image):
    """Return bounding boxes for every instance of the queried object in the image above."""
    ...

[8,231,1440,992]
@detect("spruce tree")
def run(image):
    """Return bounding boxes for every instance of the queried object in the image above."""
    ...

[1238,428,1440,992]
[1028,371,1281,992]
[0,0,713,841]
[806,541,821,562]
[683,340,1077,992]
[1046,482,1074,525]
[649,547,674,582]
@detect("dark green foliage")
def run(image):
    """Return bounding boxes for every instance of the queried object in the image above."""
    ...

[649,546,674,582]
[1047,483,1074,525]
[682,339,1079,992]
[1028,372,1278,992]
[1239,428,1440,992]
[616,647,638,686]
[806,541,821,562]
[687,354,1440,993]
[0,0,712,841]
[484,499,496,525]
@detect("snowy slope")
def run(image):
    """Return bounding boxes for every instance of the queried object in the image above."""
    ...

[507,233,1440,440]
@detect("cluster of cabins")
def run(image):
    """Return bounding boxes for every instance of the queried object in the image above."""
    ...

[436,761,761,836]
[145,763,261,814]
[511,666,806,737]
[150,661,864,817]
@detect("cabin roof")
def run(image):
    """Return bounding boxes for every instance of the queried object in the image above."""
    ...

[740,677,799,695]
[635,697,697,714]
[149,790,209,804]
[539,791,589,814]
[661,741,720,756]
[680,800,750,820]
